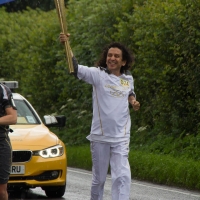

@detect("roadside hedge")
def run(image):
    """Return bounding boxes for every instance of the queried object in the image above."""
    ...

[1,1,200,146]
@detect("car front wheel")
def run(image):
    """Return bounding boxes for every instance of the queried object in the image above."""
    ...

[43,183,66,198]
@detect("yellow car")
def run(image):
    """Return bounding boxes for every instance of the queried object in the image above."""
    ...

[4,81,67,198]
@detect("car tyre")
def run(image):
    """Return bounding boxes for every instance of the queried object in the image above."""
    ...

[44,184,66,198]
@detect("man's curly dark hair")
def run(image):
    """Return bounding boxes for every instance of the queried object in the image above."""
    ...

[96,42,135,74]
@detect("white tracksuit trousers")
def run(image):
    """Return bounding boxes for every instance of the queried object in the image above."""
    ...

[90,141,131,200]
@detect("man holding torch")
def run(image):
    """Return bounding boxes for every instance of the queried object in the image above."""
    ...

[60,33,140,200]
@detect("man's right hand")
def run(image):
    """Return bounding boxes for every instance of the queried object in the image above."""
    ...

[59,33,74,57]
[59,33,70,44]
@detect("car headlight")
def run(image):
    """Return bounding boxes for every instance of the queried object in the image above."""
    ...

[35,145,64,158]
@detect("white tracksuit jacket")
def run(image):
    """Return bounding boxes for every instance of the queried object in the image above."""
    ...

[77,65,136,143]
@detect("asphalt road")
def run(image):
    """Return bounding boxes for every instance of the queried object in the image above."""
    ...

[9,167,200,200]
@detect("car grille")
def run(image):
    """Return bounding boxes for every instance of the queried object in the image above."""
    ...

[9,170,60,181]
[12,151,32,162]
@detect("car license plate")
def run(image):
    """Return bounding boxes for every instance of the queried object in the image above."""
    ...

[11,165,25,174]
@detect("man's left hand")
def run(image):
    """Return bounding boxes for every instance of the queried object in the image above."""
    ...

[130,99,140,111]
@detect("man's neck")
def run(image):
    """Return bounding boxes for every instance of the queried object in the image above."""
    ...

[110,70,121,77]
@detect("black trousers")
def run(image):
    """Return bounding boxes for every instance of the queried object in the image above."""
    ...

[0,134,12,184]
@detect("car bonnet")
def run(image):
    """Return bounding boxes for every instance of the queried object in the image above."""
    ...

[9,124,59,150]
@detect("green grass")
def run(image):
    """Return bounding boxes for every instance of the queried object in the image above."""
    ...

[66,145,200,191]
[66,145,92,171]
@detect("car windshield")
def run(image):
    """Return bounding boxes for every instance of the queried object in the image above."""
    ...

[14,99,40,124]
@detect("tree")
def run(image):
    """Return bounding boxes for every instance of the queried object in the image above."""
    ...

[0,0,68,12]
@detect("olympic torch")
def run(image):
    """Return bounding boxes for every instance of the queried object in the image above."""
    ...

[54,0,74,74]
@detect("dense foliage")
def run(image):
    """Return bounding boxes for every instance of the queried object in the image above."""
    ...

[1,0,200,160]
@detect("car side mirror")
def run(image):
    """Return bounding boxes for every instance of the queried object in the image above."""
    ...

[44,115,66,127]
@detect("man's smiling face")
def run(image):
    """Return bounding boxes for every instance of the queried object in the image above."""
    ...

[106,48,126,76]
